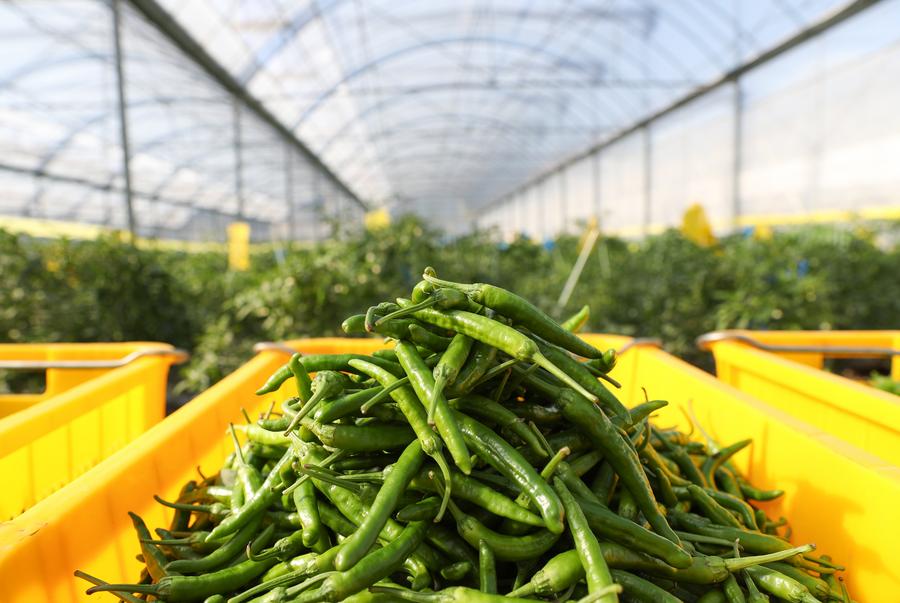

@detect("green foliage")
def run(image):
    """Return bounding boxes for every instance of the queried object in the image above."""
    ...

[1,218,897,395]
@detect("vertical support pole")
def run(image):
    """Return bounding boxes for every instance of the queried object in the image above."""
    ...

[313,170,323,242]
[558,169,568,235]
[284,143,295,241]
[111,0,136,238]
[642,125,652,237]
[233,99,244,219]
[731,78,744,233]
[592,151,601,225]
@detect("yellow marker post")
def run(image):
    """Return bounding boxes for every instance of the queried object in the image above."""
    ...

[227,221,251,271]
[680,203,716,247]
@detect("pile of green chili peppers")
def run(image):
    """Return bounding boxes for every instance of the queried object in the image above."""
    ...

[79,269,853,603]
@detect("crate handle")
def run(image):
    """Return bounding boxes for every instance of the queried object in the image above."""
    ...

[253,342,298,356]
[696,331,900,357]
[617,338,662,354]
[0,348,190,370]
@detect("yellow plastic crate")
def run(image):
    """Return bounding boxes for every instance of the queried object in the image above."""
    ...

[0,336,896,602]
[700,330,900,467]
[0,343,186,520]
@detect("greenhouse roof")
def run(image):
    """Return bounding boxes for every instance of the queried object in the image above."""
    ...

[0,0,857,239]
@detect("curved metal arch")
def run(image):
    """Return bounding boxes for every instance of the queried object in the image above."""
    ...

[291,35,623,129]
[315,83,620,157]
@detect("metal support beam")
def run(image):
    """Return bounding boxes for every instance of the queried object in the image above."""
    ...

[233,100,244,217]
[642,126,652,236]
[126,0,366,211]
[492,0,884,211]
[285,143,295,241]
[731,79,744,233]
[111,0,136,237]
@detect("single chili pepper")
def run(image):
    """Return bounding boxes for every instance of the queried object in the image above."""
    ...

[422,273,605,360]
[761,563,832,600]
[407,467,544,527]
[397,299,599,403]
[554,477,617,601]
[590,460,618,504]
[550,383,680,545]
[335,440,425,571]
[669,511,795,556]
[287,477,321,548]
[478,540,497,594]
[451,410,564,534]
[289,353,314,403]
[206,450,293,542]
[372,585,534,603]
[291,521,430,603]
[169,481,198,532]
[743,566,821,603]
[674,486,757,530]
[430,333,474,417]
[616,488,638,523]
[300,417,414,452]
[330,453,396,471]
[440,560,473,582]
[698,590,728,603]
[738,481,784,502]
[714,467,747,500]
[722,572,748,603]
[450,394,546,458]
[395,340,472,474]
[441,484,559,562]
[534,338,629,420]
[611,569,680,603]
[348,358,453,519]
[256,355,403,395]
[312,387,381,423]
[408,323,452,352]
[576,497,692,568]
[395,496,441,522]
[168,515,268,574]
[342,313,368,335]
[128,512,171,581]
[424,523,478,570]
[507,549,584,597]
[561,304,590,333]
[445,340,498,396]
[283,371,350,434]
[511,401,563,425]
[376,287,470,324]
[87,555,279,601]
[656,434,707,488]
[686,484,743,528]
[703,440,752,490]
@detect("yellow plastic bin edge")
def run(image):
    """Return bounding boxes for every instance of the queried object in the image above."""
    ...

[0,342,184,521]
[1,336,894,601]
[703,333,900,467]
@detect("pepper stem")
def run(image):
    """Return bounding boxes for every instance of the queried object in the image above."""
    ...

[85,583,159,596]
[421,273,477,295]
[725,543,815,571]
[153,495,214,514]
[532,351,599,404]
[74,571,145,603]
[361,377,408,413]
[369,585,437,602]
[375,298,439,326]
[296,465,363,494]
[431,451,453,523]
[283,388,327,435]
[428,373,447,425]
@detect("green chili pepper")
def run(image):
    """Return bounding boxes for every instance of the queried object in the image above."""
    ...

[452,410,564,534]
[430,333,474,420]
[446,340,498,396]
[129,512,170,581]
[291,521,430,602]
[422,273,605,360]
[371,585,536,602]
[300,417,414,452]
[256,355,403,395]
[283,371,350,434]
[554,477,616,601]
[289,353,314,403]
[450,394,547,458]
[87,556,279,601]
[396,299,599,403]
[395,340,472,474]
[611,569,680,603]
[561,304,590,333]
[408,323,452,352]
[335,440,425,571]
[313,387,382,423]
[743,566,821,603]
[478,540,497,594]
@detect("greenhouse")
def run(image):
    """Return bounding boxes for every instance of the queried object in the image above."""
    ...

[0,1,898,602]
